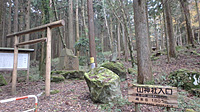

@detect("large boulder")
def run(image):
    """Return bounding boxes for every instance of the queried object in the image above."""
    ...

[84,67,122,104]
[101,62,126,80]
[168,69,200,90]
[0,74,7,86]
[58,48,79,70]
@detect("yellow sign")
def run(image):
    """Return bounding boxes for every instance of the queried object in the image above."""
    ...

[90,57,94,63]
[128,84,178,108]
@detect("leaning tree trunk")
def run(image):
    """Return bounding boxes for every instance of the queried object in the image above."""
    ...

[133,0,152,84]
[179,0,194,46]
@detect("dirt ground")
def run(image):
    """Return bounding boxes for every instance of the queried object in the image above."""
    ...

[0,45,200,112]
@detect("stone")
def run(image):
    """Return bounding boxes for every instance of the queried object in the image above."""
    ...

[51,74,65,82]
[58,48,79,70]
[168,69,200,90]
[84,67,122,104]
[52,70,85,79]
[101,62,126,80]
[0,74,7,86]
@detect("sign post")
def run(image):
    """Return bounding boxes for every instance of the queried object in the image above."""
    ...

[128,84,178,111]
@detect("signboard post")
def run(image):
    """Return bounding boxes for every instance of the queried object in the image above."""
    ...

[128,84,178,111]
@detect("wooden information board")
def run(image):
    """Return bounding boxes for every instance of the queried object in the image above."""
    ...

[128,84,178,108]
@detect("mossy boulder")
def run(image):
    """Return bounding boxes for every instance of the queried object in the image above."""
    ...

[51,74,65,82]
[51,70,85,79]
[84,67,122,104]
[0,74,7,86]
[101,62,126,80]
[168,69,200,90]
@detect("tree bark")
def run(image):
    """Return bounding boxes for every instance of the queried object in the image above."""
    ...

[75,0,80,56]
[87,0,97,66]
[164,0,176,57]
[117,21,121,60]
[102,0,113,51]
[68,0,74,50]
[179,0,194,46]
[14,0,19,33]
[133,0,152,84]
[7,0,12,47]
[195,0,200,43]
[81,0,88,38]
[162,0,170,62]
[24,0,31,49]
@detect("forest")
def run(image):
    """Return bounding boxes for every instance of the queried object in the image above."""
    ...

[0,0,200,111]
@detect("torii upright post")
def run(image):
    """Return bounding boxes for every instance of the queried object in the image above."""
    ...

[12,35,19,95]
[45,27,52,96]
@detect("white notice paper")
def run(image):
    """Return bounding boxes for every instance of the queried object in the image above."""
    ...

[0,53,28,70]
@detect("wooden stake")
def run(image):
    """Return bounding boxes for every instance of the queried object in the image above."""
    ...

[135,103,139,112]
[45,27,51,96]
[26,53,30,82]
[12,35,19,95]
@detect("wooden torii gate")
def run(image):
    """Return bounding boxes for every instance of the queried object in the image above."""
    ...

[6,20,65,96]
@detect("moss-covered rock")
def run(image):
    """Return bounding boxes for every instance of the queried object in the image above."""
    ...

[185,109,196,112]
[101,62,126,80]
[84,67,122,104]
[0,74,7,86]
[168,69,200,90]
[51,74,65,82]
[51,70,85,80]
[50,90,60,95]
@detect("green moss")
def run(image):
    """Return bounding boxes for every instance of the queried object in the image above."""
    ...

[168,69,200,90]
[185,109,196,112]
[0,74,7,86]
[84,67,119,84]
[50,90,60,95]
[101,62,126,80]
[51,74,65,82]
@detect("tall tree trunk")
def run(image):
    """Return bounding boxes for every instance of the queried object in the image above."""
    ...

[68,0,74,51]
[179,0,194,46]
[24,0,31,49]
[75,0,80,56]
[160,15,164,49]
[154,17,159,50]
[162,0,170,62]
[81,0,88,38]
[14,0,18,33]
[102,0,113,51]
[7,0,12,47]
[117,21,121,60]
[133,0,152,84]
[1,1,6,47]
[121,23,129,62]
[87,0,97,67]
[164,0,176,58]
[195,0,200,43]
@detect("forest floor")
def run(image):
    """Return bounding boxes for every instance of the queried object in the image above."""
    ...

[0,45,200,112]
